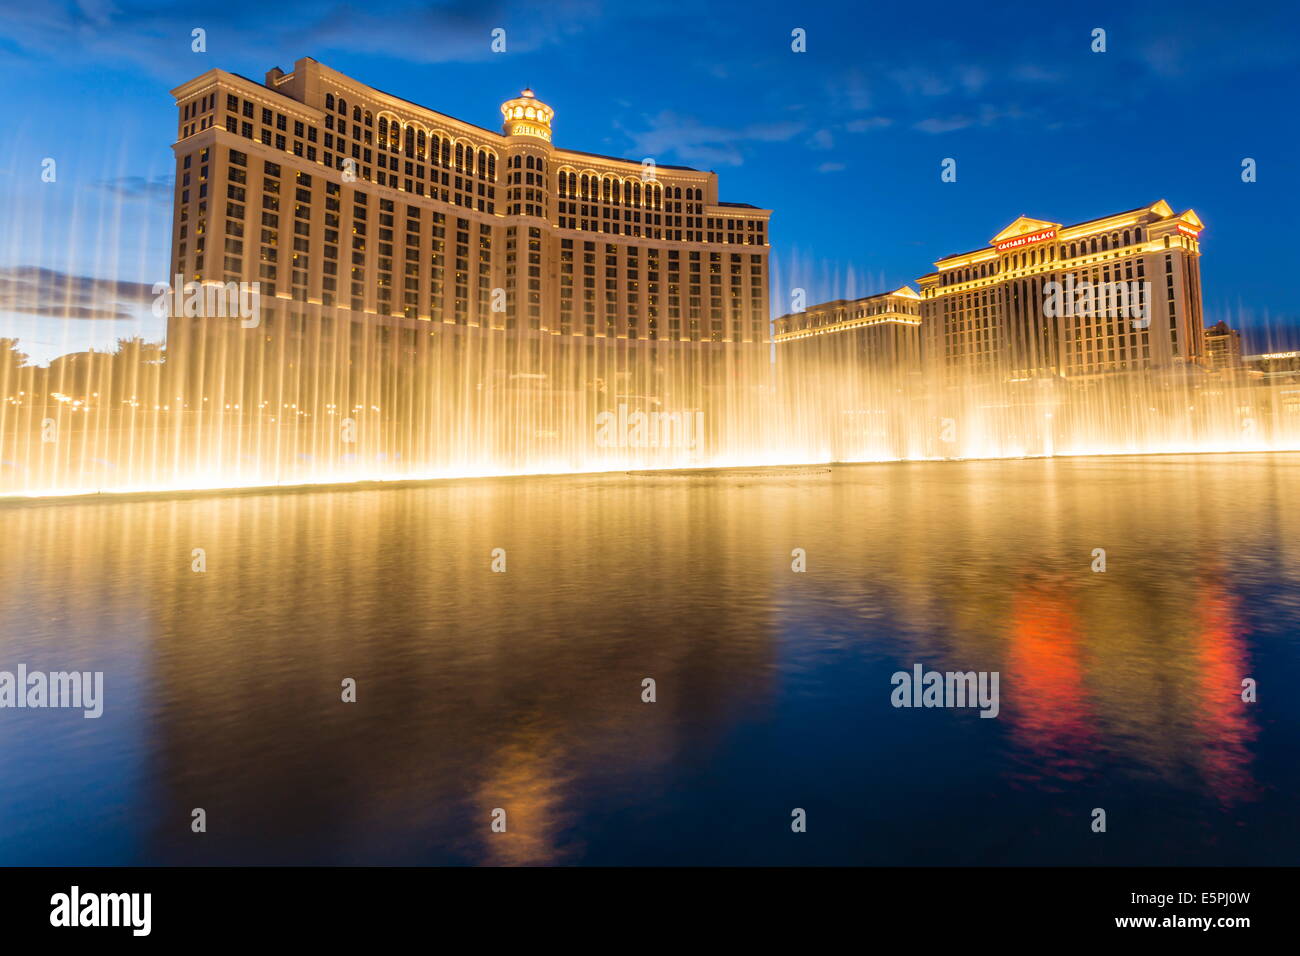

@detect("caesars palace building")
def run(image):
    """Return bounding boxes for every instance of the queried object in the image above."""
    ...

[165,57,772,411]
[917,199,1206,384]
[776,200,1208,389]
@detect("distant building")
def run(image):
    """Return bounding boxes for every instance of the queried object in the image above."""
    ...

[1203,320,1242,370]
[773,286,922,375]
[1243,351,1300,381]
[915,200,1206,384]
[773,287,923,459]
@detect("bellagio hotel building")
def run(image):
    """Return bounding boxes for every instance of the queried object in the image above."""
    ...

[166,57,771,409]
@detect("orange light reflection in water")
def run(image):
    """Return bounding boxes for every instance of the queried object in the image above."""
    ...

[1004,584,1098,790]
[1192,579,1258,807]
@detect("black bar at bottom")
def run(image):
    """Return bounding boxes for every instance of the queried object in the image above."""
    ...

[3,866,1282,941]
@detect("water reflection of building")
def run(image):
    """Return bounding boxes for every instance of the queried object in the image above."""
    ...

[1004,585,1097,785]
[2,457,1285,862]
[1191,579,1257,805]
[134,483,777,864]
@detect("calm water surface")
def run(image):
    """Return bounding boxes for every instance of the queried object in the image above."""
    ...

[1,454,1298,865]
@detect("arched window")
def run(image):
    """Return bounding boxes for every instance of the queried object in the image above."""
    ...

[352,106,361,122]
[325,93,335,110]
[337,97,347,115]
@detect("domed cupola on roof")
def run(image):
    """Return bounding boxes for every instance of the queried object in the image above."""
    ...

[500,88,554,142]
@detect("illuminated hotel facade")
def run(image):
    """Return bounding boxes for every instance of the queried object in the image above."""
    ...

[165,57,772,418]
[773,287,922,376]
[774,201,1208,394]
[1204,320,1242,370]
[916,200,1206,384]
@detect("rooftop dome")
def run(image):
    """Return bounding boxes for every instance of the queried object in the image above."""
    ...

[500,89,553,142]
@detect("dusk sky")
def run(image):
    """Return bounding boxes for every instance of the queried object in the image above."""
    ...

[1,0,1297,363]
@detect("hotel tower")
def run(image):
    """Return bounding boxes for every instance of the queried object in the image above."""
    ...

[774,200,1206,391]
[164,57,772,462]
[917,199,1206,384]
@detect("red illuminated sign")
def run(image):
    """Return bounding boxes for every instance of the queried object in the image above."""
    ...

[995,228,1056,252]
[1177,224,1200,237]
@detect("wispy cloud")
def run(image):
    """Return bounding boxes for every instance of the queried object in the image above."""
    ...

[94,175,174,202]
[913,104,1024,135]
[0,266,156,320]
[913,116,973,134]
[844,116,893,133]
[807,128,834,150]
[622,112,804,168]
[0,0,604,75]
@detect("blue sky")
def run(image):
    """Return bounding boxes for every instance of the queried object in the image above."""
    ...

[0,0,1297,363]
